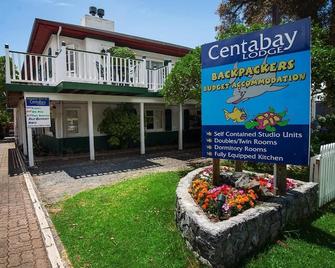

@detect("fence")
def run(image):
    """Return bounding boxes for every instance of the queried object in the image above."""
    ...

[310,142,335,207]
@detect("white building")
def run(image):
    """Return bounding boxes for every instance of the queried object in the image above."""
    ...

[5,8,200,166]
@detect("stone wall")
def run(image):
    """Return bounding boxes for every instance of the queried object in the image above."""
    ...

[176,167,318,268]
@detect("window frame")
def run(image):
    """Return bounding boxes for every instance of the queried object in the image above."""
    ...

[145,108,165,132]
[64,108,80,136]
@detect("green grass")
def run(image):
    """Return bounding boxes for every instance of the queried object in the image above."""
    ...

[51,171,335,268]
[246,202,335,268]
[50,171,199,268]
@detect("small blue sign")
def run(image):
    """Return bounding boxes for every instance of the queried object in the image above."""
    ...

[26,97,49,107]
[201,19,311,165]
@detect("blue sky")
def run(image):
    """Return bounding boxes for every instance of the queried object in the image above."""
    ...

[0,0,221,55]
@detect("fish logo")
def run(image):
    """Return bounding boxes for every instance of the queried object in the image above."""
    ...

[224,107,247,123]
[227,57,288,104]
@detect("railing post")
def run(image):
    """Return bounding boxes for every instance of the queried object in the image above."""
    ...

[55,41,67,84]
[167,62,173,73]
[5,44,11,84]
[107,52,111,84]
[142,56,147,88]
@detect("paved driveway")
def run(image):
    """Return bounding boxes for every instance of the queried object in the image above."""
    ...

[0,143,50,268]
[32,148,206,204]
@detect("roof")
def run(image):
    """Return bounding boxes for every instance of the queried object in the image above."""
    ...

[27,18,192,57]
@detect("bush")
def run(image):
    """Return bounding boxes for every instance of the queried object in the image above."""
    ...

[107,47,136,59]
[98,104,139,148]
[311,113,335,154]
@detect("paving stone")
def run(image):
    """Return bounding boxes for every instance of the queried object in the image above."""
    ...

[0,143,51,268]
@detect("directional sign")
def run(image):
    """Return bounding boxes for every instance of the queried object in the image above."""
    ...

[26,97,51,128]
[201,18,311,165]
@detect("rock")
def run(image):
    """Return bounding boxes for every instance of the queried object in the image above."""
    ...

[176,166,319,268]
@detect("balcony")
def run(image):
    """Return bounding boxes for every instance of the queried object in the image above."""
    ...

[5,44,173,92]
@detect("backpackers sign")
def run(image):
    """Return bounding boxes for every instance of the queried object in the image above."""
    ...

[201,18,311,165]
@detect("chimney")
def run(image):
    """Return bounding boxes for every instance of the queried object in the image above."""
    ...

[81,7,114,32]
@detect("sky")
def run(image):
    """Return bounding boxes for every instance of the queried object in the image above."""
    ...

[0,0,221,55]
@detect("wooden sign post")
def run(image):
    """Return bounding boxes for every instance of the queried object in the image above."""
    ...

[272,3,287,196]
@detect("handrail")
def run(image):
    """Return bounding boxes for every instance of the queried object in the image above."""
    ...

[9,50,57,58]
[6,46,171,90]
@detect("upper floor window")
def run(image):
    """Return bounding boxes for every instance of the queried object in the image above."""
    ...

[146,60,164,69]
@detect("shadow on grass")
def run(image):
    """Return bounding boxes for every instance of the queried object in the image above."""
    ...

[238,202,335,267]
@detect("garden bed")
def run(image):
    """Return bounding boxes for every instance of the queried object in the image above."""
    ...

[176,167,318,267]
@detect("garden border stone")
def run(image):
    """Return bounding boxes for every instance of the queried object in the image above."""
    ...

[176,167,318,268]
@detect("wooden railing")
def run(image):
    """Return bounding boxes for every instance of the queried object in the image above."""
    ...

[147,65,172,92]
[5,44,173,91]
[5,48,56,84]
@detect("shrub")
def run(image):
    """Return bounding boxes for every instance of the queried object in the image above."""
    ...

[98,104,139,148]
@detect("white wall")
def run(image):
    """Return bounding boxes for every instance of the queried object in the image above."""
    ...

[42,34,181,65]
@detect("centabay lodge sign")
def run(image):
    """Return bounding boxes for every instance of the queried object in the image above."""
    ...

[201,18,311,165]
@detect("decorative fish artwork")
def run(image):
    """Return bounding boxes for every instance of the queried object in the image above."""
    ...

[224,107,247,123]
[226,57,288,104]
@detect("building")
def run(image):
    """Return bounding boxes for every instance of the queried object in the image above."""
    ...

[5,7,200,167]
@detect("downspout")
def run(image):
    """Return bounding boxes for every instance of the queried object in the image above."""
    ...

[56,26,62,52]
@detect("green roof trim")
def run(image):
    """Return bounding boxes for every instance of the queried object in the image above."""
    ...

[5,82,162,97]
[5,83,57,93]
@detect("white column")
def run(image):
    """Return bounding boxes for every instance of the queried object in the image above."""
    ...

[13,108,17,138]
[16,105,22,144]
[88,100,95,160]
[140,102,145,155]
[27,127,34,167]
[178,103,183,150]
[21,101,28,156]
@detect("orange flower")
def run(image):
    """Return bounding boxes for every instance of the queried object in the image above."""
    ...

[237,205,242,210]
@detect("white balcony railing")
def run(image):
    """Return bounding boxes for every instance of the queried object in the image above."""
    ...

[5,44,173,92]
[147,65,172,92]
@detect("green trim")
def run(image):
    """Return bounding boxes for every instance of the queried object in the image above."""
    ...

[37,129,200,155]
[5,81,162,97]
[5,83,57,93]
[57,82,147,95]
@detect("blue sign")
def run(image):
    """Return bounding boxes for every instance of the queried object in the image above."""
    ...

[201,19,311,165]
[25,97,51,128]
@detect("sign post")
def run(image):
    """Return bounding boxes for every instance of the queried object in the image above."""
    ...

[25,97,51,167]
[201,19,311,191]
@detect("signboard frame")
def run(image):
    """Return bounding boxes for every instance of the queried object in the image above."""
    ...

[201,18,311,166]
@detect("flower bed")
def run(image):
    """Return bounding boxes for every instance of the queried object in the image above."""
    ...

[176,167,318,267]
[189,166,298,221]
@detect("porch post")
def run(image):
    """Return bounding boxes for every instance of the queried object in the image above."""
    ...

[140,102,145,154]
[13,108,17,139]
[21,100,27,156]
[88,100,95,160]
[178,103,183,150]
[27,127,34,167]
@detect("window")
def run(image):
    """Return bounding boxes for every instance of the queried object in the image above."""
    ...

[146,60,164,69]
[47,48,53,78]
[66,44,76,74]
[189,110,201,129]
[145,109,164,131]
[65,109,79,134]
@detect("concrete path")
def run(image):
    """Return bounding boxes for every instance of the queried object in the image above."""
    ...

[33,148,207,204]
[0,143,50,268]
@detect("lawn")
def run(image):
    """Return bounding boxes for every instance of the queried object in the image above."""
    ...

[50,171,200,268]
[50,171,335,268]
[246,201,335,268]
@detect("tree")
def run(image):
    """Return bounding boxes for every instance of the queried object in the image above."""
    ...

[98,104,140,148]
[0,56,10,132]
[161,47,201,105]
[216,1,335,109]
[216,0,329,35]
